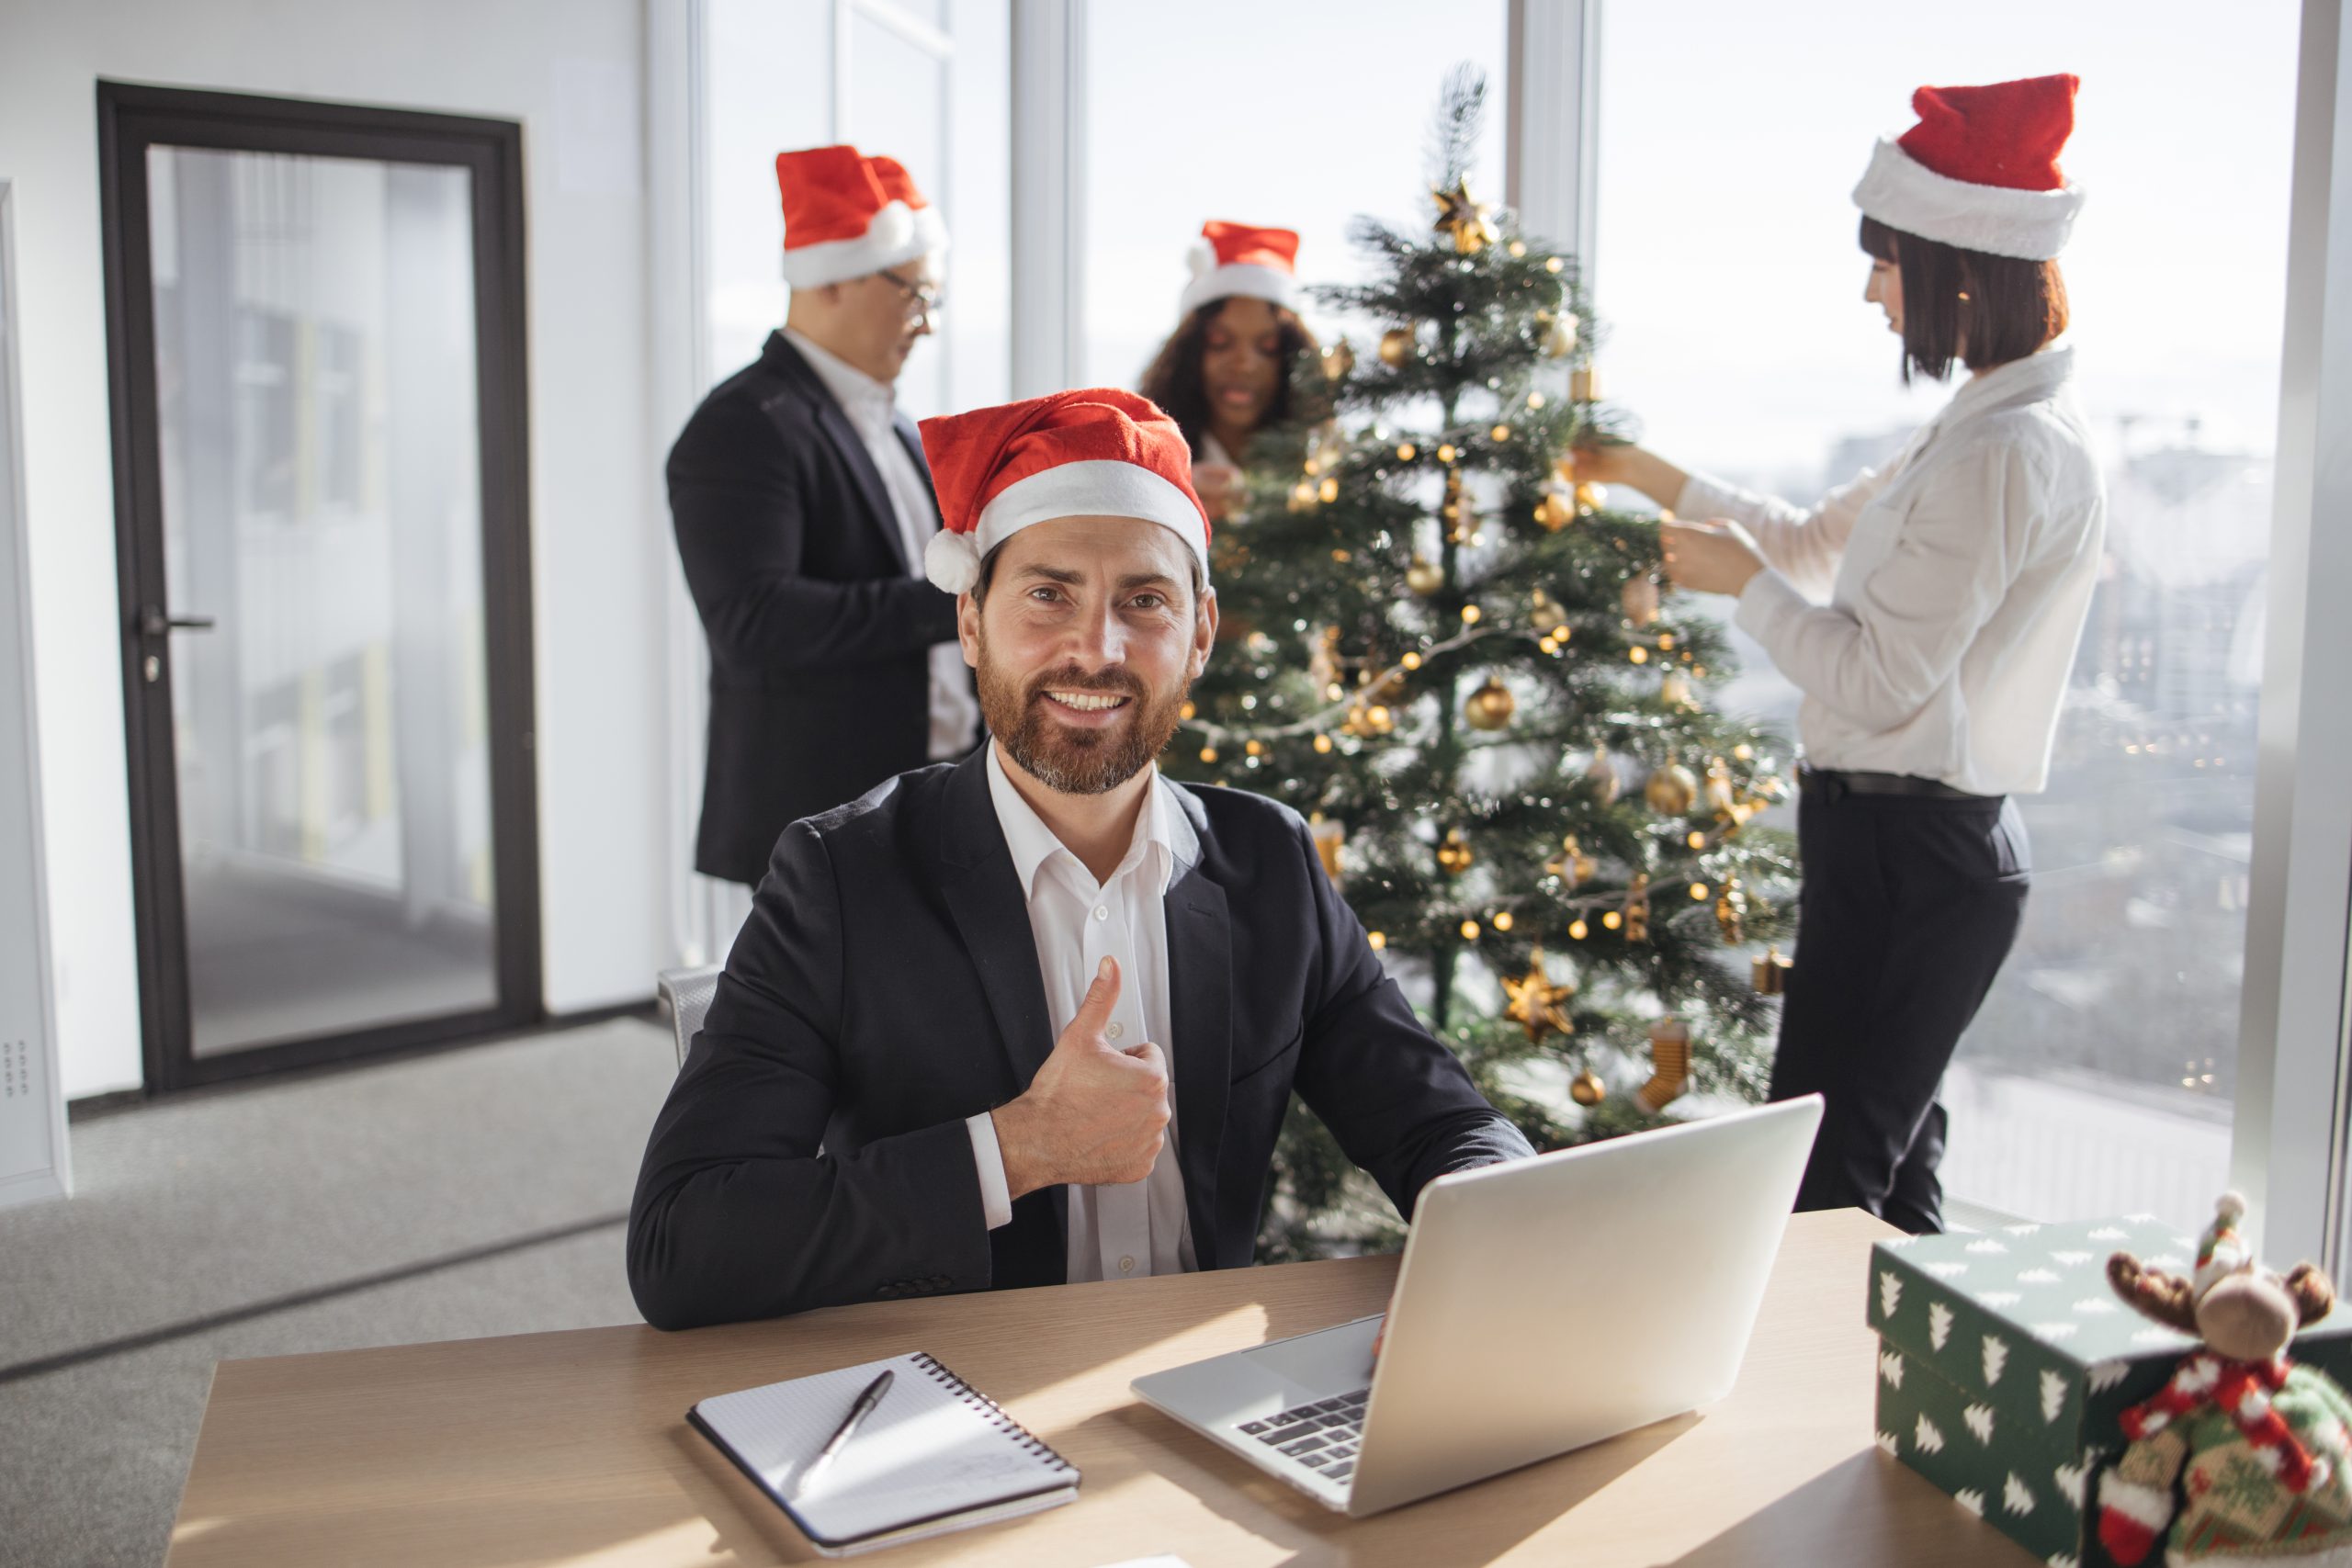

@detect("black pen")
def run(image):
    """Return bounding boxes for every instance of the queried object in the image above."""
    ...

[797,1368,894,1494]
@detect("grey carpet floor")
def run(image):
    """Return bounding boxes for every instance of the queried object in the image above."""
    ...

[0,1016,682,1568]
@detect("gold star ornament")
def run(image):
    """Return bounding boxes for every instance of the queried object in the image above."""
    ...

[1431,178,1499,255]
[1501,948,1577,1043]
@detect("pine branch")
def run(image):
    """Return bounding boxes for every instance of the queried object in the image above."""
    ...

[1428,64,1487,190]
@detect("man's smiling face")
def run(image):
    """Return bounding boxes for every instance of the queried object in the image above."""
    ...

[962,514,1216,796]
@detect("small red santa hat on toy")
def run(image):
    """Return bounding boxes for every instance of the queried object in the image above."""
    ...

[1851,73,2086,260]
[917,389,1209,596]
[775,144,948,288]
[1179,220,1301,318]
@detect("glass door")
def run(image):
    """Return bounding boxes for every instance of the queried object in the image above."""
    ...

[101,85,540,1089]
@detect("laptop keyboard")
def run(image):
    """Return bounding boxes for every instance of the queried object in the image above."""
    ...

[1237,1389,1369,1483]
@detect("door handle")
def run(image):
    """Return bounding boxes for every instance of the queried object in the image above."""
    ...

[140,606,217,637]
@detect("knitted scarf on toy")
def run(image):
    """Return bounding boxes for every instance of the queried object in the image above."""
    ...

[2120,1354,2329,1491]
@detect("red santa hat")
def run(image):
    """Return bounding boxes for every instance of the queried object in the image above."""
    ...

[918,390,1209,596]
[1851,74,2085,261]
[775,144,948,288]
[1179,220,1301,318]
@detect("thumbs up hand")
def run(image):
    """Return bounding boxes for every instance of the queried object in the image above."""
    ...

[990,957,1172,1199]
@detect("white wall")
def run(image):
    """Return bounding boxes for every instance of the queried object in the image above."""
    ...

[0,0,671,1097]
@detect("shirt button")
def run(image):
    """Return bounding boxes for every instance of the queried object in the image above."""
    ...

[1106,1021,1124,1040]
[1119,1256,1136,1274]
[1092,905,1109,921]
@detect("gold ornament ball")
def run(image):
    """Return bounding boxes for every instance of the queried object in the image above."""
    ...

[1309,815,1345,886]
[1378,327,1415,367]
[1585,750,1621,806]
[1406,554,1445,596]
[1621,573,1661,627]
[1437,828,1476,875]
[1704,757,1738,815]
[1645,761,1701,817]
[1570,1069,1606,1107]
[1464,677,1517,732]
[1536,488,1576,532]
[1542,312,1579,359]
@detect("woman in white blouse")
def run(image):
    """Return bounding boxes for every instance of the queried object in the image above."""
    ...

[1582,75,2103,1235]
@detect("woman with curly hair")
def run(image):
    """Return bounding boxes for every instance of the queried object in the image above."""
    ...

[1138,220,1318,521]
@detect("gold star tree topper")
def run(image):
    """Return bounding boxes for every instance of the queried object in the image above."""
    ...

[1501,948,1576,1043]
[1431,178,1499,255]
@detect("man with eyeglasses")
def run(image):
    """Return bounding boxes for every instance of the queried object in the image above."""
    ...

[668,145,979,888]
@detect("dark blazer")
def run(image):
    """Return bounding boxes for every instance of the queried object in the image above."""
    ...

[668,331,965,885]
[628,749,1534,1330]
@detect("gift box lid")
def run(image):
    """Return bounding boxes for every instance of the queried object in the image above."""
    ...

[1868,1213,2352,1448]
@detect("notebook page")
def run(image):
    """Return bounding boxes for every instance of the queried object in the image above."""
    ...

[695,1352,1072,1544]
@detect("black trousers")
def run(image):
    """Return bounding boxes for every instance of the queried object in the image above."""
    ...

[1767,773,2031,1235]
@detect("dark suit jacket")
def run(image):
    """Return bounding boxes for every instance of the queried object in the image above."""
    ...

[668,331,965,885]
[628,750,1534,1330]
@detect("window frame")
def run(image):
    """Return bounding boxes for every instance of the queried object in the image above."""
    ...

[2231,0,2352,1272]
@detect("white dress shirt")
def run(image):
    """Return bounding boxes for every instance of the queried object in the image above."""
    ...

[781,327,980,761]
[963,746,1200,1282]
[1681,345,2105,796]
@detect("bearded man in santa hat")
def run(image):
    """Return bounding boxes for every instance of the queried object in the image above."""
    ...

[630,389,1531,1329]
[668,145,978,891]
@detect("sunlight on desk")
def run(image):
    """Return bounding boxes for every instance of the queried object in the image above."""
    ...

[165,1211,2046,1566]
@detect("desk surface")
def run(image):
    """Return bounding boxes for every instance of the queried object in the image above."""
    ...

[167,1208,2032,1565]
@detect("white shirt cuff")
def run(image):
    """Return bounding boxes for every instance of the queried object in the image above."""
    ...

[1735,566,1809,650]
[966,1112,1013,1231]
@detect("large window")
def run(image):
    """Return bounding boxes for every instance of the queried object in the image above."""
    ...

[1081,0,1508,393]
[1593,2,2302,1226]
[704,0,1010,421]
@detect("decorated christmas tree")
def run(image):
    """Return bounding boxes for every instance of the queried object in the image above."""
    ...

[1167,69,1802,1260]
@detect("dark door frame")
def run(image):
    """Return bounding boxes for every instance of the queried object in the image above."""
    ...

[97,80,542,1093]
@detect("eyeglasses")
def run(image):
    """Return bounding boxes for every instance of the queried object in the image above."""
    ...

[876,269,944,323]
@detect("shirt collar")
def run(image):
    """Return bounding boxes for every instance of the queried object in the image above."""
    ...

[783,326,896,431]
[985,742,1196,900]
[1942,342,2075,425]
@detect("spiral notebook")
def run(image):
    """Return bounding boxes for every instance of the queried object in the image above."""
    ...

[687,1351,1080,1557]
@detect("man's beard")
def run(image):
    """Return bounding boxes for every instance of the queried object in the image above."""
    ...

[976,637,1190,796]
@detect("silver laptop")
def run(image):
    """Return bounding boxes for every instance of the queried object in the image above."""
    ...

[1130,1094,1824,1517]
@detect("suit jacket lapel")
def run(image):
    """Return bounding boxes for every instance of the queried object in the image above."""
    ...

[935,750,1052,1084]
[763,333,913,574]
[933,751,1069,1241]
[1165,855,1232,1270]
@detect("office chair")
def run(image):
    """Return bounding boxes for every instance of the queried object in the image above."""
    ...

[655,963,724,1068]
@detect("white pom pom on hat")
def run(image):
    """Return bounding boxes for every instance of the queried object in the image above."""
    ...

[924,529,980,596]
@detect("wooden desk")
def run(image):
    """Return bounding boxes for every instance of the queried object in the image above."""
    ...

[167,1209,2033,1565]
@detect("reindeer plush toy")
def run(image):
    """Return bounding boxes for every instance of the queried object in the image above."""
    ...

[2099,1193,2352,1566]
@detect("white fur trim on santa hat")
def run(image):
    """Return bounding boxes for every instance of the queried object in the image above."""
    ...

[782,200,949,288]
[1852,139,2083,261]
[924,459,1207,593]
[1180,261,1298,318]
[2098,1474,2176,1532]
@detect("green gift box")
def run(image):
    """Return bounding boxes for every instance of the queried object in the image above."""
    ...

[1867,1213,2352,1567]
